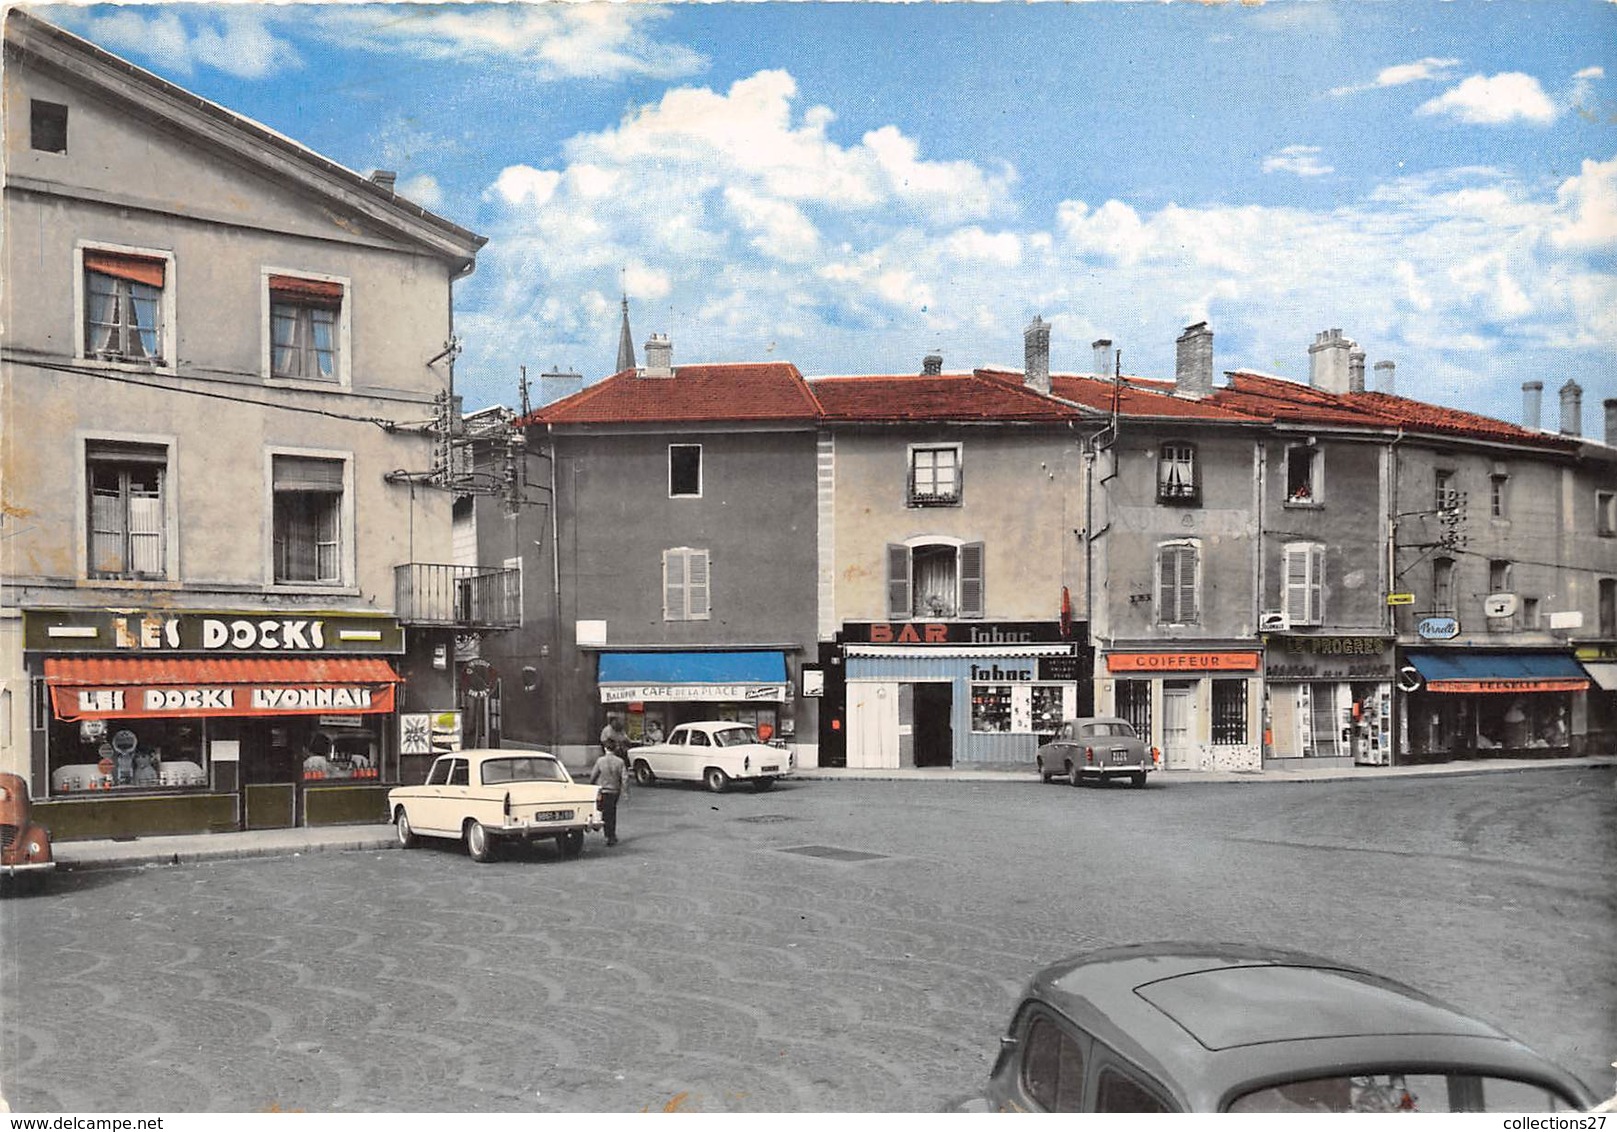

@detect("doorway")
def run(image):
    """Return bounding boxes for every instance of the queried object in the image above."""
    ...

[1162,681,1196,769]
[912,683,954,767]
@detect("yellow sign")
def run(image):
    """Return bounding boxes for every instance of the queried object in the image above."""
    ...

[1386,593,1415,606]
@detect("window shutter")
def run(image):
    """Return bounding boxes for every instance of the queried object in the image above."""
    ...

[1284,546,1309,624]
[1308,544,1325,625]
[887,544,910,619]
[960,541,985,618]
[688,550,710,620]
[268,275,344,307]
[1157,545,1180,623]
[83,250,165,288]
[663,549,686,620]
[273,456,344,492]
[129,489,164,575]
[1178,544,1198,622]
[90,484,126,573]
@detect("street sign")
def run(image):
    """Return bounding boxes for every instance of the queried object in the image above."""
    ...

[1417,617,1460,640]
[1386,593,1415,606]
[1397,664,1424,693]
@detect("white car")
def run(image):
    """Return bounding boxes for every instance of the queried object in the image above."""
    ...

[630,721,794,793]
[388,749,601,862]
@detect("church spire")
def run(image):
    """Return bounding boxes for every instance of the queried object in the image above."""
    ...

[615,291,636,374]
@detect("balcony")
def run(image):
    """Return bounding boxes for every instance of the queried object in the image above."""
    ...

[394,563,520,629]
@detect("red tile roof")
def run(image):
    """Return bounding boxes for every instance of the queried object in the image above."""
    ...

[811,371,1082,422]
[520,362,823,427]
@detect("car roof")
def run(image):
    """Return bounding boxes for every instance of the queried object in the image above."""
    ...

[1025,943,1594,1110]
[1067,717,1130,727]
[441,749,559,763]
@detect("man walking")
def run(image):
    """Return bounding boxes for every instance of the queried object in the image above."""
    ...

[590,738,629,846]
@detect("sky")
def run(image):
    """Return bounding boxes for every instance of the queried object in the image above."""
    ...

[30,0,1617,428]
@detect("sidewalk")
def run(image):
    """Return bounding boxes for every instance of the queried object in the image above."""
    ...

[47,755,1613,872]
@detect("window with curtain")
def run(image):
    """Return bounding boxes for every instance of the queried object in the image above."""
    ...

[84,250,165,363]
[1157,442,1199,504]
[1283,542,1326,626]
[1157,541,1200,624]
[908,445,961,506]
[269,275,342,381]
[86,441,166,578]
[887,542,986,618]
[662,547,710,620]
[273,455,343,583]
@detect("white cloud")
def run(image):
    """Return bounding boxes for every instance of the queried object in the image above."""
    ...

[80,9,300,80]
[493,166,562,207]
[1263,145,1334,178]
[1417,73,1558,125]
[397,173,443,210]
[1331,57,1460,97]
[1550,157,1617,251]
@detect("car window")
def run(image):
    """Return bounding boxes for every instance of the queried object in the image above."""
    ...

[1228,1073,1579,1113]
[425,758,451,786]
[668,728,688,746]
[689,731,711,747]
[1021,1015,1086,1112]
[447,759,469,786]
[1082,722,1134,739]
[1058,722,1075,740]
[481,757,566,785]
[1096,1067,1170,1113]
[714,726,760,747]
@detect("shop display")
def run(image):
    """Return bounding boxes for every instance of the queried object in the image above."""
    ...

[972,685,1013,733]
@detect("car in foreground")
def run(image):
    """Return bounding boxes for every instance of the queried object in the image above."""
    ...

[956,943,1596,1113]
[1037,717,1157,787]
[0,772,54,892]
[630,721,794,793]
[388,750,601,863]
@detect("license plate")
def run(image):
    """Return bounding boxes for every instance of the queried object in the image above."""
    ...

[531,810,573,822]
[761,765,780,773]
[1110,749,1132,764]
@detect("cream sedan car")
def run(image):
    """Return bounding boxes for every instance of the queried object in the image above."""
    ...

[630,721,794,793]
[388,750,601,862]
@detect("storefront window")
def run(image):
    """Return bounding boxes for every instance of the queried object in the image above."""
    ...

[972,685,1013,732]
[1116,680,1151,740]
[1212,680,1248,745]
[298,718,386,781]
[48,716,207,794]
[1030,686,1066,738]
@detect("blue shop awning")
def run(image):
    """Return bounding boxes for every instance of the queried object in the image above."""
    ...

[1406,650,1589,694]
[597,651,788,703]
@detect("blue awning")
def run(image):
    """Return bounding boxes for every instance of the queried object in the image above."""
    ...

[1406,650,1589,693]
[598,651,786,684]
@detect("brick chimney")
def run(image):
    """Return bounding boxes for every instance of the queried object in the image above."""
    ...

[1092,338,1114,378]
[1606,398,1617,447]
[1374,360,1396,395]
[1308,329,1355,394]
[1024,316,1050,394]
[1175,321,1213,399]
[1559,379,1582,437]
[1348,348,1366,393]
[642,333,673,379]
[1522,381,1543,429]
[921,353,943,376]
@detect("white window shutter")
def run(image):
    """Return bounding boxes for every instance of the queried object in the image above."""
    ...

[663,549,685,620]
[1178,544,1198,622]
[1308,544,1325,625]
[959,541,985,618]
[887,544,910,619]
[129,491,163,575]
[688,550,710,620]
[1284,546,1310,624]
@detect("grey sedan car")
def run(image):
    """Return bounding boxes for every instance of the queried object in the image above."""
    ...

[1037,717,1156,787]
[958,943,1596,1113]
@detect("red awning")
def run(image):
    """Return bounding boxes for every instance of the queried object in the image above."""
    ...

[45,657,400,721]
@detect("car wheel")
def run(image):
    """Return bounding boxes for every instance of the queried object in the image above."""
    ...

[633,760,655,786]
[560,829,584,858]
[1131,772,1148,788]
[465,819,497,863]
[704,767,730,793]
[395,808,419,849]
[753,776,776,793]
[1038,758,1053,784]
[1067,762,1083,787]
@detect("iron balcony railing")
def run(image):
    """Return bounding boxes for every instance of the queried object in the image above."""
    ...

[394,563,521,629]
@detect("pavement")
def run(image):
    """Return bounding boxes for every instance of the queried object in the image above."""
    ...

[46,754,1615,872]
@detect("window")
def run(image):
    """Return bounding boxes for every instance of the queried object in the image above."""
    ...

[688,729,711,748]
[47,716,207,795]
[1283,542,1326,626]
[1212,680,1248,745]
[1601,579,1616,638]
[269,275,342,382]
[1157,442,1199,504]
[1096,1067,1170,1113]
[662,547,710,620]
[887,541,985,619]
[1021,1016,1085,1113]
[669,444,702,497]
[1115,680,1151,740]
[1156,540,1199,624]
[272,455,344,584]
[1522,596,1540,629]
[447,758,469,786]
[425,758,453,786]
[1435,469,1458,513]
[1432,557,1456,616]
[1599,491,1616,538]
[1285,444,1319,503]
[86,441,166,579]
[84,250,166,364]
[908,444,961,506]
[30,100,67,152]
[1489,559,1512,593]
[1491,473,1509,519]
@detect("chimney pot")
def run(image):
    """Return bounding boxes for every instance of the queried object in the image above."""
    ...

[642,333,673,379]
[1559,379,1582,437]
[1308,328,1356,394]
[1374,360,1396,395]
[921,353,943,376]
[1092,338,1114,378]
[1023,316,1051,395]
[1605,398,1617,448]
[1175,321,1214,399]
[1348,349,1366,394]
[1522,380,1544,430]
[369,169,397,192]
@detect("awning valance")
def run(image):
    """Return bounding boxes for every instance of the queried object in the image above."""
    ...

[1582,662,1617,692]
[596,651,787,704]
[1406,650,1589,694]
[45,657,400,720]
[844,643,1074,659]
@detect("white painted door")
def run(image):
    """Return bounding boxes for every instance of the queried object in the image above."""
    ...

[847,682,900,769]
[1162,683,1195,769]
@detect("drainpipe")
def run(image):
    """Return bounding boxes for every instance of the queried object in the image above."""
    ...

[547,423,563,755]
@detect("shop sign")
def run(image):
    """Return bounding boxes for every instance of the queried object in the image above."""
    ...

[53,682,395,721]
[1575,645,1617,661]
[1107,651,1260,673]
[24,610,404,655]
[801,669,825,698]
[1417,617,1460,641]
[1386,593,1415,606]
[1039,656,1084,682]
[1484,594,1518,619]
[600,683,788,704]
[1264,636,1394,681]
[1425,678,1588,695]
[842,620,1077,646]
[970,662,1035,682]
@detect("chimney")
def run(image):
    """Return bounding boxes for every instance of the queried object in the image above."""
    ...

[1175,321,1213,399]
[1023,316,1050,394]
[642,333,673,379]
[1308,329,1355,394]
[1559,379,1582,437]
[1348,348,1366,394]
[1606,398,1617,447]
[1092,338,1114,378]
[1522,380,1543,429]
[369,169,397,193]
[1374,360,1396,395]
[921,353,943,376]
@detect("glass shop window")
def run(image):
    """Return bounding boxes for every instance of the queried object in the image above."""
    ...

[48,716,208,795]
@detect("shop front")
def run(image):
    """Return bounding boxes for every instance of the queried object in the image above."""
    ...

[1401,648,1590,763]
[1575,645,1617,757]
[595,650,794,751]
[24,609,404,839]
[1262,635,1395,767]
[834,621,1086,769]
[1096,647,1262,772]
